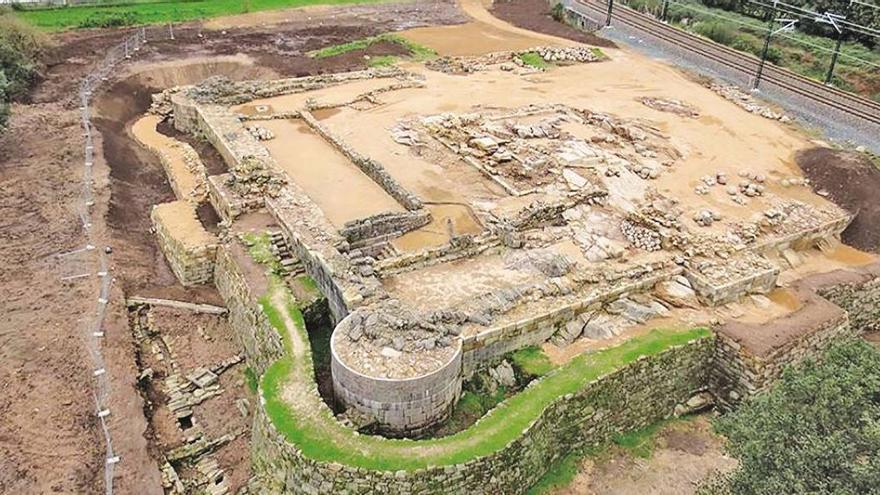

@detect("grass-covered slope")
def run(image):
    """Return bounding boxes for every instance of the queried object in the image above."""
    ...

[14,0,387,31]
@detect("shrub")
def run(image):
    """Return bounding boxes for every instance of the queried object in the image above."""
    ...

[692,20,737,45]
[710,339,880,494]
[550,2,565,22]
[0,13,48,130]
[77,11,140,29]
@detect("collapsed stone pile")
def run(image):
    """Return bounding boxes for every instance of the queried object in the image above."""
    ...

[708,83,790,122]
[342,300,463,353]
[639,97,700,118]
[246,125,274,141]
[227,156,286,198]
[527,46,603,63]
[620,219,662,251]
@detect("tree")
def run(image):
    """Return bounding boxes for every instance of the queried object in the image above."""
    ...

[0,12,47,132]
[711,339,880,495]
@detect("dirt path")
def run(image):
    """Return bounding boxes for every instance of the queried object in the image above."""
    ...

[551,416,736,495]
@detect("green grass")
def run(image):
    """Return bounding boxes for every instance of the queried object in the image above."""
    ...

[13,0,388,31]
[244,367,259,393]
[519,51,552,69]
[308,33,436,64]
[242,232,283,276]
[527,449,585,495]
[510,346,555,377]
[259,313,711,471]
[612,418,672,458]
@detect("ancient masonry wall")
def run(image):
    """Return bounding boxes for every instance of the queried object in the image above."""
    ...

[710,264,880,409]
[341,210,432,246]
[684,261,780,307]
[461,266,682,375]
[151,201,218,286]
[711,311,853,409]
[301,110,424,211]
[817,264,880,334]
[331,322,463,437]
[213,244,284,374]
[252,337,714,494]
[206,173,261,225]
[266,197,363,323]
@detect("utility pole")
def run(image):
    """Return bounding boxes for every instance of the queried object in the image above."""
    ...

[606,0,615,27]
[824,2,853,85]
[753,3,777,90]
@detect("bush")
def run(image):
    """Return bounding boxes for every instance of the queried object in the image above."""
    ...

[550,2,565,22]
[692,20,737,45]
[77,11,140,29]
[711,339,880,494]
[0,13,48,130]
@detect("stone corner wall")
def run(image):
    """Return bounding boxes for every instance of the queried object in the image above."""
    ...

[151,201,218,286]
[710,264,880,409]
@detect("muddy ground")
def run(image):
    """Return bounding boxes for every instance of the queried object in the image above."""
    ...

[796,147,880,253]
[491,0,617,48]
[0,1,463,493]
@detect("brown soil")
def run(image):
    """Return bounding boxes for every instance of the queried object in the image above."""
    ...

[0,1,464,493]
[491,0,617,48]
[552,416,736,495]
[796,147,880,252]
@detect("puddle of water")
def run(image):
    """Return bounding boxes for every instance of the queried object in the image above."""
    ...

[258,119,405,227]
[392,204,483,252]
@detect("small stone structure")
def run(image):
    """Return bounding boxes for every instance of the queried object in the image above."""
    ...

[151,201,218,286]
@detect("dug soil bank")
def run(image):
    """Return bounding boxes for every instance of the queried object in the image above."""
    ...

[796,148,880,253]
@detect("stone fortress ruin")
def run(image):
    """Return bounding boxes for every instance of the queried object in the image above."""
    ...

[135,41,880,493]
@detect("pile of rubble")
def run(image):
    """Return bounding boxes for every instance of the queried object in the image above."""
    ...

[525,46,603,64]
[693,209,721,227]
[227,156,286,198]
[426,46,602,75]
[708,83,791,122]
[639,97,700,118]
[342,300,463,353]
[620,219,662,251]
[246,125,275,141]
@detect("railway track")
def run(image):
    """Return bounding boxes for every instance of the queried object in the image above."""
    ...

[574,0,880,127]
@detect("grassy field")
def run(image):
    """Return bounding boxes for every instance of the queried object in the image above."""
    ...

[12,0,387,31]
[308,33,436,67]
[623,0,880,101]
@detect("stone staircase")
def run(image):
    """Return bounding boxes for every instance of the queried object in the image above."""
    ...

[268,230,305,278]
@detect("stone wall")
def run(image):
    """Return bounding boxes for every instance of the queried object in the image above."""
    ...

[213,243,284,374]
[151,201,218,286]
[461,266,681,375]
[331,317,463,437]
[301,111,424,211]
[207,174,262,224]
[710,263,880,409]
[267,196,366,323]
[817,263,880,334]
[252,336,714,494]
[340,209,432,245]
[684,256,779,307]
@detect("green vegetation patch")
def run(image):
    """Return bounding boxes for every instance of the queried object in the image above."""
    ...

[260,320,711,471]
[242,231,283,276]
[244,367,259,393]
[0,12,49,131]
[526,449,583,495]
[13,0,389,31]
[519,51,552,69]
[309,33,436,64]
[707,338,880,494]
[510,345,556,377]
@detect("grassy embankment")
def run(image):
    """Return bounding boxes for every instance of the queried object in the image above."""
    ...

[308,34,437,67]
[621,0,880,101]
[13,0,388,31]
